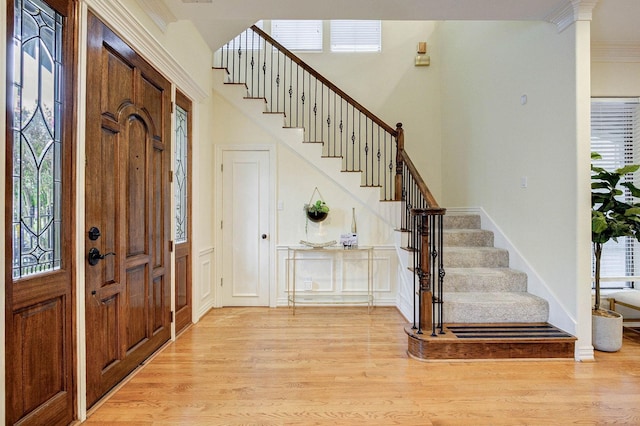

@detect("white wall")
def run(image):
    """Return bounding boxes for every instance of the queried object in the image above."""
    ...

[592,62,640,96]
[438,20,592,356]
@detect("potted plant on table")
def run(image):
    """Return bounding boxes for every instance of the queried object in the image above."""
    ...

[305,200,330,223]
[591,152,640,351]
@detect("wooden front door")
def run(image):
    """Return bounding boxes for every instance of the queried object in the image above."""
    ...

[84,12,171,408]
[5,0,77,424]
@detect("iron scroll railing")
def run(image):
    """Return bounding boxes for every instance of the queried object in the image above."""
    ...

[214,25,446,334]
[214,25,398,200]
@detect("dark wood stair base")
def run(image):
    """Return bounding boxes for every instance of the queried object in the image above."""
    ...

[405,323,576,361]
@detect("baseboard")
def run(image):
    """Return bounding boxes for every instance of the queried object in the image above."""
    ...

[576,345,595,361]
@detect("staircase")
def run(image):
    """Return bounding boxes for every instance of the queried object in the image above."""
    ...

[404,214,575,360]
[214,25,575,360]
[442,214,548,323]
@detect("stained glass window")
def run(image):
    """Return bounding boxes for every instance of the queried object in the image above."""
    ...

[12,0,63,278]
[175,104,188,243]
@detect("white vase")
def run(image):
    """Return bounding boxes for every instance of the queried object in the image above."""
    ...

[351,207,357,233]
[592,309,623,352]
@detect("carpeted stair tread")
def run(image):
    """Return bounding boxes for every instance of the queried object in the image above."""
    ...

[444,246,509,268]
[443,228,494,247]
[443,214,481,230]
[443,292,549,323]
[444,267,527,292]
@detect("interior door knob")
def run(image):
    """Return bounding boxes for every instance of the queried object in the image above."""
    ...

[261,234,268,240]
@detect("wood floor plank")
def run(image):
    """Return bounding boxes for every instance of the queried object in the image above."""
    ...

[85,307,640,425]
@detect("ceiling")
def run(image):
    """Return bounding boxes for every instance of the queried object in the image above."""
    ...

[154,0,639,53]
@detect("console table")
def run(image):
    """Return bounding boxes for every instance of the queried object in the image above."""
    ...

[286,245,373,314]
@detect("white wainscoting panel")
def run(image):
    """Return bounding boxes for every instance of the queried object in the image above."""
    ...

[196,247,215,320]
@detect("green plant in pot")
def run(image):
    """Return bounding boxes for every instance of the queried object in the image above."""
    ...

[305,200,330,223]
[591,152,640,351]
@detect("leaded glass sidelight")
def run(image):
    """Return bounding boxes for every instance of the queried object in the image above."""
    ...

[175,104,188,243]
[11,0,63,278]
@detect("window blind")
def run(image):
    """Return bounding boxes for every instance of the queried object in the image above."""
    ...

[591,98,640,288]
[330,20,381,52]
[271,20,323,52]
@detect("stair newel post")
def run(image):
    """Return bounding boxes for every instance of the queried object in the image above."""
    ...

[418,211,433,334]
[412,213,419,331]
[395,123,404,202]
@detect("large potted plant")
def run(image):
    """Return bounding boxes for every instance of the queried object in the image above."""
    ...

[591,152,640,351]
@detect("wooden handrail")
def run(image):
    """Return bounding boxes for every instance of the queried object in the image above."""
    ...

[399,150,440,209]
[250,25,397,136]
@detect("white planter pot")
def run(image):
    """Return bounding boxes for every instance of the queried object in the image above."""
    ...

[592,309,623,352]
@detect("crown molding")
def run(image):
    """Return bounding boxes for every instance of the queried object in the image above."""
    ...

[547,0,599,33]
[135,0,177,33]
[592,42,640,63]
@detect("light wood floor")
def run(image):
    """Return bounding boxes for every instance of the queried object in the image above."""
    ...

[84,307,640,425]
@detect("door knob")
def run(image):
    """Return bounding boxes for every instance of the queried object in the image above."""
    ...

[261,234,268,240]
[88,247,116,266]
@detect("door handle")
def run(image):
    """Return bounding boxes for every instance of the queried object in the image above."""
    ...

[88,247,116,266]
[261,234,268,240]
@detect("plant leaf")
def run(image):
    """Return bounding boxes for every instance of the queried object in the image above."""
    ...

[616,164,640,175]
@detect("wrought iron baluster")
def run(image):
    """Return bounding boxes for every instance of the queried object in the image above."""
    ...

[243,30,248,87]
[351,107,355,172]
[289,57,293,127]
[250,31,255,97]
[301,72,305,134]
[332,92,337,157]
[364,116,369,185]
[275,53,280,113]
[326,91,332,156]
[338,96,344,157]
[313,78,318,142]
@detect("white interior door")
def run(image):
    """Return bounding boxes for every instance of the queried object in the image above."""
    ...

[221,150,271,306]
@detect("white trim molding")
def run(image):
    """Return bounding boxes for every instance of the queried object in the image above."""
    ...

[547,0,598,33]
